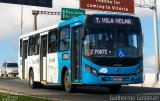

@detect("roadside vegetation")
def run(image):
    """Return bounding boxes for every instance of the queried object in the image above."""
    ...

[0,92,58,101]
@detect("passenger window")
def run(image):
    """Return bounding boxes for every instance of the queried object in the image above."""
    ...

[59,28,70,51]
[48,30,57,53]
[42,35,47,57]
[20,39,22,57]
[23,40,28,59]
[28,36,34,56]
[34,34,40,55]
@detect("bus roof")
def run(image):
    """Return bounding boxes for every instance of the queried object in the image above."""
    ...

[20,14,138,39]
[20,23,58,39]
[20,15,85,39]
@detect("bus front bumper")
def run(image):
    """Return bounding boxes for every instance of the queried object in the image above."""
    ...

[81,72,143,85]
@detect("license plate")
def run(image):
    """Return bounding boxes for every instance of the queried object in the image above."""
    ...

[113,78,123,81]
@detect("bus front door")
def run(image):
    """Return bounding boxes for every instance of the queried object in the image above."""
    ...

[40,35,47,81]
[22,40,28,79]
[71,25,83,82]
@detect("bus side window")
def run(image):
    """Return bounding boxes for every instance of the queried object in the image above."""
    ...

[48,30,57,53]
[43,36,47,57]
[28,36,34,56]
[59,27,70,51]
[20,39,22,57]
[34,34,40,55]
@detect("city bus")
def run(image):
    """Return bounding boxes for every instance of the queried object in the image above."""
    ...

[18,14,143,93]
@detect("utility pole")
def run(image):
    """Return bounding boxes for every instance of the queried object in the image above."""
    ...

[135,0,159,86]
[32,10,61,31]
[32,10,39,31]
[20,5,23,35]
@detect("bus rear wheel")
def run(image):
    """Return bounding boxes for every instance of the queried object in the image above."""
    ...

[64,70,76,93]
[29,70,36,88]
[108,85,121,93]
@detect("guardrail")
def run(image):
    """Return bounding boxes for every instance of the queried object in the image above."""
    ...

[142,73,156,87]
[155,73,160,88]
[129,73,160,88]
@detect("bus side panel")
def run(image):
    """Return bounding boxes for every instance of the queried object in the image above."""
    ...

[28,55,40,82]
[47,53,59,83]
[24,59,28,79]
[43,57,47,80]
[58,52,70,84]
[18,57,22,79]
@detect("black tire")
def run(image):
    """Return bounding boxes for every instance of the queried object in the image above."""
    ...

[5,71,8,77]
[14,75,16,77]
[1,72,3,77]
[29,70,37,88]
[108,85,121,93]
[37,82,44,88]
[64,70,76,93]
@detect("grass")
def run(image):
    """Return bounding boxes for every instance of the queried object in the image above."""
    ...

[0,92,58,101]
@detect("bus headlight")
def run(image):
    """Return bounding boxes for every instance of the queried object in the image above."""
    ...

[85,65,98,77]
[85,65,91,72]
[136,66,143,75]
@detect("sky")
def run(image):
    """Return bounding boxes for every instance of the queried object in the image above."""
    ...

[0,0,159,73]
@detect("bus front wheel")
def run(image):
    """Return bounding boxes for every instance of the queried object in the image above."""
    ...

[108,85,121,93]
[64,70,76,93]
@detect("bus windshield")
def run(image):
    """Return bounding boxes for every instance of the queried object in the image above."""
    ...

[83,27,142,58]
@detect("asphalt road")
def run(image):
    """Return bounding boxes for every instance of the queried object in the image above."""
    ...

[0,76,160,101]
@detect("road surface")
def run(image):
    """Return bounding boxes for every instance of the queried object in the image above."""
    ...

[0,76,160,101]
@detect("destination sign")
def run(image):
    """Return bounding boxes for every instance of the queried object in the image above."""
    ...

[90,49,112,55]
[93,17,134,25]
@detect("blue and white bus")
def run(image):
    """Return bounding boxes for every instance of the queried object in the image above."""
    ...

[18,14,143,93]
